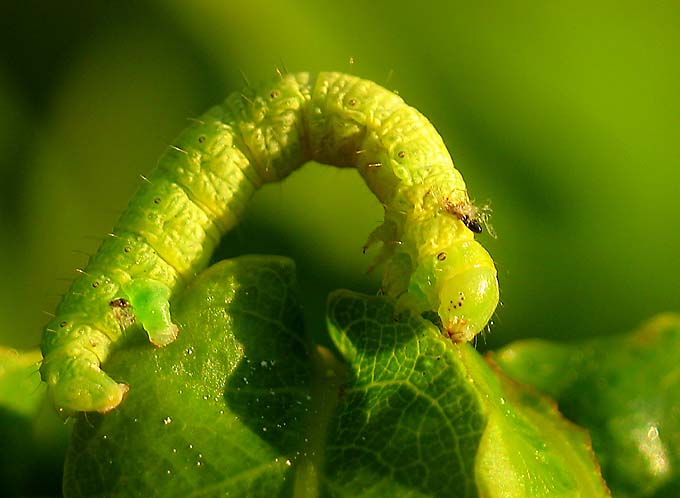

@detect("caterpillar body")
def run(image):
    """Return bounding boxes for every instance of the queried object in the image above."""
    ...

[41,72,499,413]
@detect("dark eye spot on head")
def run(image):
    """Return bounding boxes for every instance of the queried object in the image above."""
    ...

[59,321,67,328]
[198,135,206,143]
[153,197,161,204]
[437,252,447,261]
[124,246,132,253]
[398,150,406,159]
[92,281,100,288]
[462,215,483,234]
[348,98,357,107]
[270,90,280,99]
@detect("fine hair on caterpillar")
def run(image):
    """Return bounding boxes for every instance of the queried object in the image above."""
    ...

[40,71,499,413]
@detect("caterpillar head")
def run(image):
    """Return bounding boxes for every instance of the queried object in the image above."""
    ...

[433,240,498,342]
[405,238,498,343]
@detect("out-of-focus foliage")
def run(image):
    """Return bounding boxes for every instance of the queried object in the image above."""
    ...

[1,1,678,496]
[492,314,680,498]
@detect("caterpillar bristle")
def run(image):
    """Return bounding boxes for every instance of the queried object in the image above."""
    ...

[383,68,395,87]
[239,93,255,105]
[274,63,288,79]
[237,69,251,89]
[169,145,187,155]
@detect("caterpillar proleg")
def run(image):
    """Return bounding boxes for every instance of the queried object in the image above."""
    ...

[41,72,499,413]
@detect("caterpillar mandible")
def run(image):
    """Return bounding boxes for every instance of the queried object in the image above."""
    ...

[41,72,499,413]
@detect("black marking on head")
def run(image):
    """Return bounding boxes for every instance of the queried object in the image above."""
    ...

[437,252,447,261]
[270,90,280,99]
[198,135,206,143]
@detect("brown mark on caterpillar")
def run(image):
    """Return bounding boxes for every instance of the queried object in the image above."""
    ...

[110,298,136,329]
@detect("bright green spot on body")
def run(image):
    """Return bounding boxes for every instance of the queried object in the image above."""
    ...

[122,278,178,347]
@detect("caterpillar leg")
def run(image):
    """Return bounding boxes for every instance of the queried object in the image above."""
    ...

[122,278,179,347]
[363,221,400,274]
[42,349,129,413]
[363,221,399,253]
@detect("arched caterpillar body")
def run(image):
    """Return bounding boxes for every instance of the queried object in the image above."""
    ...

[41,72,499,413]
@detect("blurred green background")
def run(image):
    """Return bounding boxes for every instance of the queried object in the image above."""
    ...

[2,0,679,355]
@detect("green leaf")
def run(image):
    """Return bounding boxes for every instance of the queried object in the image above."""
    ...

[491,314,680,498]
[326,292,608,498]
[64,256,608,497]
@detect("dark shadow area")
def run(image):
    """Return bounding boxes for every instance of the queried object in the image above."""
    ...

[0,406,67,497]
[221,257,315,455]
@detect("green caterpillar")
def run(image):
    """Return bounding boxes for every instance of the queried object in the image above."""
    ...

[41,71,499,413]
